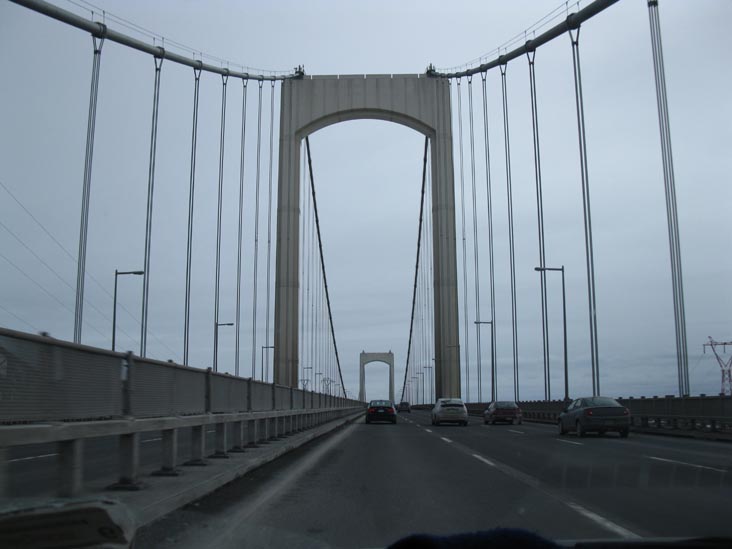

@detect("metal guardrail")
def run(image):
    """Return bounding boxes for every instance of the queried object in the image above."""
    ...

[465,397,732,438]
[0,326,365,499]
[0,327,359,424]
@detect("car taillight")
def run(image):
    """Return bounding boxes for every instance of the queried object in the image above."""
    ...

[368,408,376,413]
[387,408,394,413]
[584,409,594,416]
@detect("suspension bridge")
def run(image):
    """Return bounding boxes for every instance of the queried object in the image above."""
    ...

[1,0,731,546]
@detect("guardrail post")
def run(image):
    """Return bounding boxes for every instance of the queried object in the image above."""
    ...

[246,419,258,447]
[210,422,229,458]
[58,439,84,497]
[230,421,245,452]
[260,417,269,442]
[108,433,143,490]
[122,352,134,417]
[0,448,6,498]
[153,428,180,476]
[205,368,212,413]
[184,425,207,466]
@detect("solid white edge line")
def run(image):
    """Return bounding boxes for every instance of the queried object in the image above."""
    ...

[565,501,641,539]
[440,437,452,443]
[8,452,58,463]
[646,455,726,473]
[556,438,583,446]
[472,453,496,467]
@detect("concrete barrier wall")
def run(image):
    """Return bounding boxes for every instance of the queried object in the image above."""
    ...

[0,327,361,423]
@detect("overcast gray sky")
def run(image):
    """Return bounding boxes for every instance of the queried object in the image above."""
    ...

[0,0,729,402]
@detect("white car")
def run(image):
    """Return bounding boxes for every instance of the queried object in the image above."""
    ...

[431,398,469,426]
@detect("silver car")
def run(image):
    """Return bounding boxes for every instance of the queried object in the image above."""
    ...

[431,398,469,426]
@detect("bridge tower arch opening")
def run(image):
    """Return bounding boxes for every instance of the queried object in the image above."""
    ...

[359,351,395,403]
[273,74,461,399]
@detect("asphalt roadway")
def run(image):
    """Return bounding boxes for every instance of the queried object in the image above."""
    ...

[135,410,732,548]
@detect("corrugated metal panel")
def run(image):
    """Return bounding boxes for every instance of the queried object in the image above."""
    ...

[210,374,248,413]
[0,333,121,423]
[275,386,290,409]
[250,380,272,411]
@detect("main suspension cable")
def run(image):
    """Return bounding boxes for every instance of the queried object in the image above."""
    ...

[304,137,346,395]
[400,137,430,404]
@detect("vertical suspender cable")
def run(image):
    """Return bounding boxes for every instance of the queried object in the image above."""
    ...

[304,137,346,394]
[309,183,316,389]
[456,78,471,402]
[265,81,276,382]
[569,25,600,396]
[140,54,164,358]
[250,80,264,378]
[467,77,483,402]
[500,63,519,402]
[480,73,498,403]
[213,72,228,372]
[235,80,248,377]
[183,65,202,366]
[74,29,105,344]
[527,49,551,400]
[400,137,430,403]
[647,0,688,396]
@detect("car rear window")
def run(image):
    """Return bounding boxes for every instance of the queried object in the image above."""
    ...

[442,399,465,407]
[586,397,622,407]
[370,400,391,407]
[496,401,518,408]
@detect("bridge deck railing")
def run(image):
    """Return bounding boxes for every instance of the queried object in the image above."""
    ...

[0,327,364,499]
[464,396,732,438]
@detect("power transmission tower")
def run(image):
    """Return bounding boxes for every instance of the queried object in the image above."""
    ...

[703,337,732,396]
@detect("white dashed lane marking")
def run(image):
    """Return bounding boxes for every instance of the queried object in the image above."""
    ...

[440,437,452,443]
[557,439,583,446]
[646,455,726,473]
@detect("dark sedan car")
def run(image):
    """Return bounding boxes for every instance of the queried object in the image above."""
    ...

[366,400,397,424]
[397,401,411,413]
[484,401,522,425]
[558,396,630,437]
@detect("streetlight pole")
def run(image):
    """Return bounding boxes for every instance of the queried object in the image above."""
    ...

[214,322,233,372]
[418,371,425,405]
[412,376,419,405]
[112,269,144,352]
[261,345,275,382]
[474,320,495,402]
[535,266,568,401]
